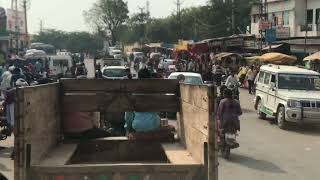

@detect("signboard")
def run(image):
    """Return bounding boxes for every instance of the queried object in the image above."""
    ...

[243,40,256,48]
[6,8,26,34]
[225,38,243,47]
[0,7,7,36]
[259,21,272,30]
[276,27,290,39]
[208,40,223,48]
[266,29,276,44]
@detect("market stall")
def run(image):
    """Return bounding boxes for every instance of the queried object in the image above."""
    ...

[304,51,320,72]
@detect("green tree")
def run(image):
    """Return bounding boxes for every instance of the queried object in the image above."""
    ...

[33,30,103,55]
[84,0,129,45]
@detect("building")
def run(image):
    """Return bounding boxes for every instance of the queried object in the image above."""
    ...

[251,0,320,38]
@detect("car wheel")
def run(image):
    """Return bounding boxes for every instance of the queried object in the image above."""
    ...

[277,106,288,130]
[256,99,266,119]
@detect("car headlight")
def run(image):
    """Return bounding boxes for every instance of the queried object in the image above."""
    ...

[287,100,302,108]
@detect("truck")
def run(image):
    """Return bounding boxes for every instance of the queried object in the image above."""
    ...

[13,79,218,180]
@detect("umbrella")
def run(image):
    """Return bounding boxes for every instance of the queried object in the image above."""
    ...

[303,51,320,61]
[261,53,297,65]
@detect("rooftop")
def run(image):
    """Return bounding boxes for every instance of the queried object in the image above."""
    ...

[261,65,320,75]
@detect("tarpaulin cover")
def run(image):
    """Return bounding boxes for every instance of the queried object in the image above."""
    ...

[261,53,297,64]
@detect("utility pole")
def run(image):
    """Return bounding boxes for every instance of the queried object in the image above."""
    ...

[259,0,268,54]
[175,0,182,39]
[304,0,308,56]
[39,19,43,33]
[14,0,19,53]
[22,0,29,48]
[231,0,235,35]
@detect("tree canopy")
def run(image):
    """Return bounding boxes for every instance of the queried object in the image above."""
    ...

[84,0,129,45]
[33,29,103,55]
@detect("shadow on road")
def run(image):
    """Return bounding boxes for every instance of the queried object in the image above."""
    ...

[242,108,254,113]
[287,125,320,136]
[229,153,287,174]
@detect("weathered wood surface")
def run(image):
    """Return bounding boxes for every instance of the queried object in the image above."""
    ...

[178,84,217,180]
[61,79,179,94]
[32,164,203,180]
[61,79,180,112]
[63,93,179,112]
[14,83,61,180]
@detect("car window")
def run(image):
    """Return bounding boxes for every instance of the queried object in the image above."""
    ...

[278,74,320,90]
[103,69,127,77]
[169,75,203,85]
[264,73,271,85]
[271,74,276,83]
[258,71,265,83]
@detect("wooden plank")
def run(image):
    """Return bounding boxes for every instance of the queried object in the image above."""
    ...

[180,84,210,110]
[207,86,218,180]
[179,84,212,165]
[14,83,61,180]
[38,144,77,166]
[22,83,61,165]
[181,101,209,136]
[63,94,179,112]
[61,79,179,94]
[162,143,199,165]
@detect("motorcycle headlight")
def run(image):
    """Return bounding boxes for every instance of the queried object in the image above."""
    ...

[287,100,302,108]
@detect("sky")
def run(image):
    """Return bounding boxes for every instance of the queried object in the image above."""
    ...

[0,0,207,34]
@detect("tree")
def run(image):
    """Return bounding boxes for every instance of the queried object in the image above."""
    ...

[33,30,103,55]
[84,0,129,45]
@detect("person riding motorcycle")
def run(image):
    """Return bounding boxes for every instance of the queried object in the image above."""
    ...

[225,71,240,100]
[218,89,242,131]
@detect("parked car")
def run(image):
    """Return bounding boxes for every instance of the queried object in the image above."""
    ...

[168,72,203,85]
[102,66,130,80]
[254,65,320,129]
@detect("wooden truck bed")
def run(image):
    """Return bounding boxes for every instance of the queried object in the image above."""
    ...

[14,79,217,180]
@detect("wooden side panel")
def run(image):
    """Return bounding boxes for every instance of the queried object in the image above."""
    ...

[63,93,178,112]
[61,79,180,112]
[14,83,61,180]
[179,84,210,164]
[61,79,179,94]
[32,164,203,180]
[178,84,217,180]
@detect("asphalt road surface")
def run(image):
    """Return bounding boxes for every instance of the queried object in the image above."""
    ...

[219,89,320,180]
[1,89,320,180]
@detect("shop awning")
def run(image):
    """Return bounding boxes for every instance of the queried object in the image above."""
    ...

[261,53,297,64]
[303,51,320,61]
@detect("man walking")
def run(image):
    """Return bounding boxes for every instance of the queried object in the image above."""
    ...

[246,66,255,94]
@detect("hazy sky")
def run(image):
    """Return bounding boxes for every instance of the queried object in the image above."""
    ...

[0,0,207,34]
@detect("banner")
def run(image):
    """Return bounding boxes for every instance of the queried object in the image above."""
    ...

[6,8,26,34]
[0,7,7,35]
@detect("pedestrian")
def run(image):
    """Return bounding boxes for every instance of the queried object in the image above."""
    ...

[10,68,26,87]
[188,59,195,72]
[35,61,41,73]
[246,66,255,94]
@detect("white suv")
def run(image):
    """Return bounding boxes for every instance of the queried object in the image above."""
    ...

[255,65,320,129]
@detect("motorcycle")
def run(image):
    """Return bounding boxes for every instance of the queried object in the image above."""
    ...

[218,128,239,159]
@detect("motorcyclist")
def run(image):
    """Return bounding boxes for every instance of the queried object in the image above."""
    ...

[217,88,242,135]
[212,62,224,86]
[225,71,240,100]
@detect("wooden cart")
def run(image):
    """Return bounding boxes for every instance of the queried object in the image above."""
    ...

[14,79,218,180]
